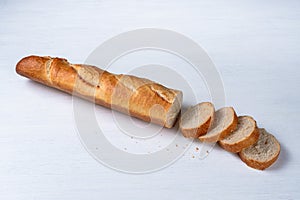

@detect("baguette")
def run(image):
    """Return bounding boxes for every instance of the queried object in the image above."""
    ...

[16,55,183,128]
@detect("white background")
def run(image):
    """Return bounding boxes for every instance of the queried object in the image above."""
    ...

[1,0,300,199]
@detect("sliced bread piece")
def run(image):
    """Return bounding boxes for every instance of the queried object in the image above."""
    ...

[199,107,238,143]
[218,116,259,153]
[238,128,280,170]
[179,102,215,138]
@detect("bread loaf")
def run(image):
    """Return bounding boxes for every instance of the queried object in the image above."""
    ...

[16,55,183,128]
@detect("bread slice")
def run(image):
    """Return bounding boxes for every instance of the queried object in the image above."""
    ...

[238,128,280,170]
[179,102,215,138]
[199,107,238,143]
[218,116,259,153]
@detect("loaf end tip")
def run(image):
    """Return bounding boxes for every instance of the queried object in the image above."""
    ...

[16,55,38,75]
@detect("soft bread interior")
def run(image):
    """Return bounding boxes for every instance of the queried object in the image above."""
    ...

[241,128,280,162]
[221,116,256,144]
[165,91,183,128]
[200,107,235,139]
[180,102,214,129]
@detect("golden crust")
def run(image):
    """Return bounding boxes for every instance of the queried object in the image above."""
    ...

[16,56,53,86]
[16,55,182,128]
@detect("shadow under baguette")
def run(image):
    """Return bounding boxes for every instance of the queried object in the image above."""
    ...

[267,142,289,171]
[26,79,72,98]
[25,80,288,171]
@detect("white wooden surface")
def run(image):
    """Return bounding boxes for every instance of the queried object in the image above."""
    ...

[1,0,300,199]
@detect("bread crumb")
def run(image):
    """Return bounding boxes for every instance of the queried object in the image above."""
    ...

[196,147,199,151]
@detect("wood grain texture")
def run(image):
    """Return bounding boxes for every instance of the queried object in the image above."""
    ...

[0,0,300,200]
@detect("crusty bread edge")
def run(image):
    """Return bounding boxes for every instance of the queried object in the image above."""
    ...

[218,116,260,153]
[180,116,213,138]
[179,102,215,138]
[238,140,281,170]
[199,107,238,143]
